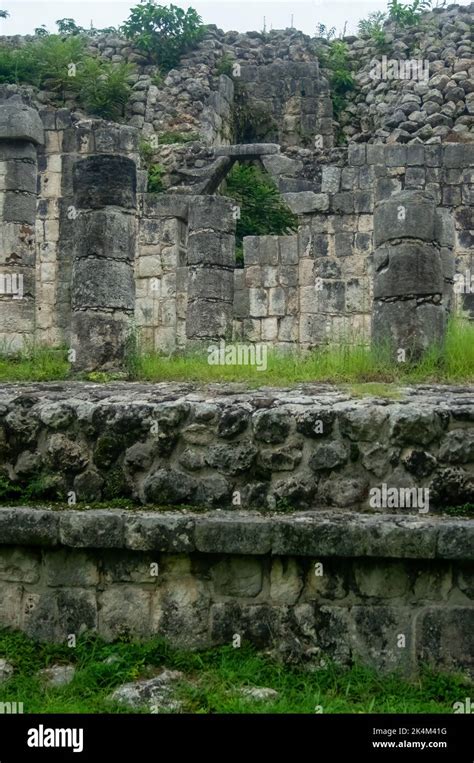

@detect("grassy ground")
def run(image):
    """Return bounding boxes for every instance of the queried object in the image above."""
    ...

[0,631,469,714]
[0,318,473,385]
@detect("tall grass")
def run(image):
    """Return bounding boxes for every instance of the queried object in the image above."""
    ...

[0,345,69,382]
[0,318,472,385]
[129,317,474,386]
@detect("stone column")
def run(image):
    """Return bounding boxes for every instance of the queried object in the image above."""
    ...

[0,95,44,351]
[372,190,454,359]
[185,196,235,343]
[70,154,137,371]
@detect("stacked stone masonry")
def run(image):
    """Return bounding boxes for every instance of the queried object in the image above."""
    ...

[0,383,473,511]
[0,507,471,675]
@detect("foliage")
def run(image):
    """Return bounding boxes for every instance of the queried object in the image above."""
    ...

[139,139,155,165]
[358,11,388,48]
[319,40,354,139]
[147,163,165,192]
[158,130,199,144]
[233,83,277,143]
[76,58,134,120]
[388,0,433,27]
[34,26,49,38]
[0,34,85,93]
[0,35,134,119]
[215,53,235,77]
[151,71,164,87]
[55,18,118,37]
[315,23,336,40]
[56,18,83,35]
[121,2,204,70]
[224,163,298,251]
[0,10,8,18]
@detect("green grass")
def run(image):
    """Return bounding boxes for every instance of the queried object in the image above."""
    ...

[0,630,469,714]
[0,345,69,382]
[0,318,473,385]
[129,318,474,386]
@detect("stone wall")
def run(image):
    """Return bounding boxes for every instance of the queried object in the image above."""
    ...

[0,383,473,511]
[0,87,472,359]
[0,507,471,676]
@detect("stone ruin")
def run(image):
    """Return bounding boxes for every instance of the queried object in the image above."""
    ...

[0,5,472,675]
[0,4,472,369]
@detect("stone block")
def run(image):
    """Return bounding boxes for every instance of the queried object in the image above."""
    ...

[373,242,443,298]
[72,259,135,311]
[374,191,437,246]
[73,154,137,210]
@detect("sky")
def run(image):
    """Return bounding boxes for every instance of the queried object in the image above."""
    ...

[0,0,470,38]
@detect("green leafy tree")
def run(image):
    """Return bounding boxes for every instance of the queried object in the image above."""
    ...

[224,163,298,264]
[56,18,84,35]
[34,25,49,37]
[121,2,204,70]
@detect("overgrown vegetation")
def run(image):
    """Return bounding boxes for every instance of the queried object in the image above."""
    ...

[358,12,388,49]
[318,40,354,143]
[388,0,436,27]
[358,0,444,43]
[0,630,469,714]
[232,80,278,144]
[0,34,134,118]
[157,130,199,144]
[224,162,298,264]
[121,2,205,70]
[215,52,235,77]
[147,163,166,192]
[75,58,134,120]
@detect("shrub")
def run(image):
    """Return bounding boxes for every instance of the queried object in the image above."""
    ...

[139,139,155,165]
[76,58,134,120]
[215,53,235,76]
[0,35,134,120]
[315,23,336,41]
[148,163,165,192]
[121,2,205,70]
[388,0,433,27]
[0,34,86,93]
[319,40,354,140]
[358,12,388,48]
[224,163,298,255]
